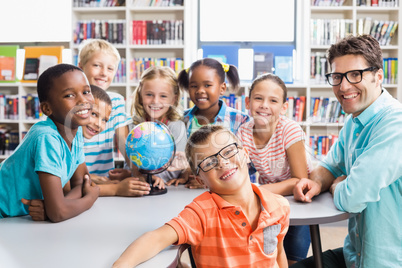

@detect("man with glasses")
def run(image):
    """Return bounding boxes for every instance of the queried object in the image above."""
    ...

[292,35,402,268]
[114,125,290,268]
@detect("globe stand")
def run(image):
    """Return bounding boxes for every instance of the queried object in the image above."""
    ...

[146,173,168,195]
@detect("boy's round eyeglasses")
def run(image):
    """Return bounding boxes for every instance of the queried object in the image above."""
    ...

[196,143,239,175]
[325,67,377,86]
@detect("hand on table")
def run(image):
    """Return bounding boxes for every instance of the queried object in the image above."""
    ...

[115,177,151,197]
[166,169,190,187]
[109,168,131,181]
[21,198,47,221]
[293,178,321,203]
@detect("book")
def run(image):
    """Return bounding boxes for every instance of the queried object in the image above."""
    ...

[253,52,274,79]
[21,46,64,83]
[274,56,293,84]
[0,45,19,83]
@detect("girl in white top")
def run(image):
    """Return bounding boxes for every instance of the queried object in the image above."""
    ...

[130,66,187,188]
[236,73,312,265]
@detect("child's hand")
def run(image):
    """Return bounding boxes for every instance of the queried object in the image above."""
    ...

[109,168,131,181]
[152,175,165,189]
[82,174,100,199]
[115,177,151,197]
[166,169,190,186]
[90,174,110,184]
[21,198,47,221]
[185,175,205,189]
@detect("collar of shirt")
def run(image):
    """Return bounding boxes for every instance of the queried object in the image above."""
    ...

[352,89,389,126]
[184,99,227,123]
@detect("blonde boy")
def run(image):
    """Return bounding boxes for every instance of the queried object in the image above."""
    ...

[113,125,290,268]
[78,39,136,187]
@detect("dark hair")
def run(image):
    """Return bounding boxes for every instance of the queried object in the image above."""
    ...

[178,58,240,92]
[90,84,112,107]
[37,64,83,103]
[185,125,240,174]
[249,73,287,103]
[327,34,383,70]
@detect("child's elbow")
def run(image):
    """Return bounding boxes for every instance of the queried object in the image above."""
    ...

[46,208,70,223]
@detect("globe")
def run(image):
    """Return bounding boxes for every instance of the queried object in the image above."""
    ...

[126,121,176,174]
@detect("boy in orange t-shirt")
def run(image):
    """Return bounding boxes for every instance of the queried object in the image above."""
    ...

[113,125,290,268]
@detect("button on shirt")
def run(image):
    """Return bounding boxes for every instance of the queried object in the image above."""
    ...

[320,89,402,268]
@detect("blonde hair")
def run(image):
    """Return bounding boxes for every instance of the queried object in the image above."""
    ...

[78,39,121,68]
[131,66,182,125]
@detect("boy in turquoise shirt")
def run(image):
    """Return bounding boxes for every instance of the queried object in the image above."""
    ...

[0,64,99,222]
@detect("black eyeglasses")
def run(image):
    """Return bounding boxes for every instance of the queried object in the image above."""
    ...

[325,67,377,86]
[196,143,239,175]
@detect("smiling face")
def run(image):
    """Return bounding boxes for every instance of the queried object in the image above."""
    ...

[41,69,94,130]
[331,54,383,117]
[83,98,112,139]
[188,65,226,117]
[194,130,250,195]
[79,51,118,90]
[140,77,177,121]
[246,80,288,127]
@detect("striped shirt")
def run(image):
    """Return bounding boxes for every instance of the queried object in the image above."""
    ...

[237,116,312,184]
[167,184,290,268]
[183,100,250,137]
[84,92,131,177]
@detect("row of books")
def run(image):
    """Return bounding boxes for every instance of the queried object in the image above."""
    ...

[286,96,306,122]
[131,0,183,6]
[73,20,126,45]
[383,58,398,84]
[221,94,247,113]
[357,18,398,46]
[23,94,43,120]
[132,20,184,45]
[0,94,46,121]
[310,52,329,84]
[357,0,399,6]
[310,97,346,123]
[0,95,18,120]
[310,19,353,46]
[311,0,345,6]
[130,57,184,82]
[114,58,127,83]
[309,134,339,160]
[73,0,125,7]
[0,126,19,156]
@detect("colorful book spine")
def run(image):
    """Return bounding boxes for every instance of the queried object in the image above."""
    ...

[131,20,184,46]
[130,57,184,82]
[74,20,126,45]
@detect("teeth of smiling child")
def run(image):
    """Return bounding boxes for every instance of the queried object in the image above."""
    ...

[344,94,357,99]
[258,112,268,116]
[221,169,236,180]
[197,98,207,102]
[76,109,89,115]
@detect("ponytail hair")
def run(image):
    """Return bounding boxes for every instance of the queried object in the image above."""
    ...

[178,58,240,92]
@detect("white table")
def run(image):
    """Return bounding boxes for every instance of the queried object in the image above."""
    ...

[0,187,349,268]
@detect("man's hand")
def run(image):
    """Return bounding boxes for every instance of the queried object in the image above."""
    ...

[166,169,190,186]
[293,178,321,203]
[21,198,47,221]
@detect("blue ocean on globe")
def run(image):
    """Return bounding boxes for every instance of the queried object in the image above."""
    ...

[126,121,175,172]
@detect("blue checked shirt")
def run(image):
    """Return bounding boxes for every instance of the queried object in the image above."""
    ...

[183,99,250,137]
[320,89,402,268]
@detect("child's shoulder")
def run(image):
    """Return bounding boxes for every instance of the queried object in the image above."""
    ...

[258,186,290,210]
[105,91,125,103]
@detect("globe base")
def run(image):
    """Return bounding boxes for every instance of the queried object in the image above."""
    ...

[145,173,168,196]
[149,187,168,195]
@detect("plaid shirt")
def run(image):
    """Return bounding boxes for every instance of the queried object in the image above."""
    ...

[183,100,250,137]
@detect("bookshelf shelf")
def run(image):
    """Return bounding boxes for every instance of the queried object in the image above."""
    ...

[305,1,401,159]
